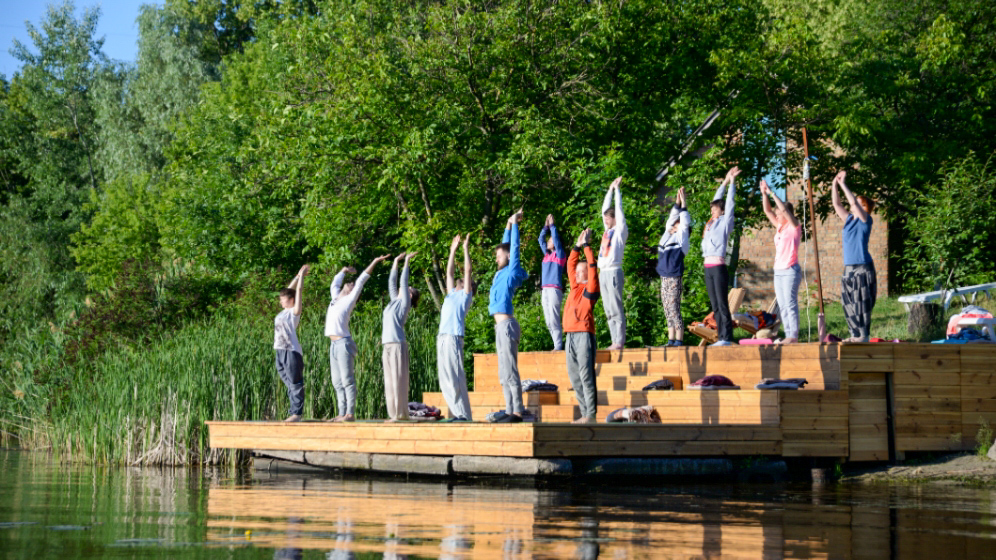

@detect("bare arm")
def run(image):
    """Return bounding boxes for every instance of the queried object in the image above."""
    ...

[837,172,868,222]
[831,171,850,222]
[462,234,473,295]
[446,235,460,294]
[292,265,309,316]
[362,255,390,277]
[760,180,778,227]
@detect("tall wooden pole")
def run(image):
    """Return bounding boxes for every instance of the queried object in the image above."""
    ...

[802,127,825,315]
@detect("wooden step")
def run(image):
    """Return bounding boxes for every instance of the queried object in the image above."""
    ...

[422,391,558,407]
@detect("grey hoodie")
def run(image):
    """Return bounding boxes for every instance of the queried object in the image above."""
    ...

[700,179,736,259]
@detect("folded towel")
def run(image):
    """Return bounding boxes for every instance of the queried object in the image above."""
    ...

[606,405,662,424]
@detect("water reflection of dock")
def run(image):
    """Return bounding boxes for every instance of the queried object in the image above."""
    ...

[206,344,996,473]
[205,476,996,558]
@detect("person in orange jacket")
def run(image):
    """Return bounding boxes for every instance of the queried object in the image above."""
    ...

[563,228,600,423]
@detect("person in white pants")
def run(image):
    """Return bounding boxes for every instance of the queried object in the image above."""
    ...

[538,214,567,351]
[598,177,627,350]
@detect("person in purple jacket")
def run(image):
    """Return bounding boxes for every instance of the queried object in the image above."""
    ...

[538,214,568,351]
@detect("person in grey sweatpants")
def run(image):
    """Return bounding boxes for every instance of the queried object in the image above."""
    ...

[325,255,389,422]
[598,177,627,350]
[437,234,474,421]
[564,229,600,423]
[275,265,309,422]
[382,252,420,421]
[488,209,529,423]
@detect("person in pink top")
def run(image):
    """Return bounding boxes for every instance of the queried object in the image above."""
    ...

[760,179,801,343]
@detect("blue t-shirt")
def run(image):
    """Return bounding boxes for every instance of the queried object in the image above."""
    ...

[439,289,472,336]
[842,214,873,266]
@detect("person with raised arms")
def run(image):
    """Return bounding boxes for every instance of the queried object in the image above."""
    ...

[831,170,877,342]
[437,234,474,422]
[538,214,568,351]
[382,252,420,422]
[760,179,802,344]
[275,264,309,422]
[487,208,529,423]
[563,228,600,424]
[598,177,628,350]
[701,166,742,347]
[656,186,691,347]
[325,254,391,422]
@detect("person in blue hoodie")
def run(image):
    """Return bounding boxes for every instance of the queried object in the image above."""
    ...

[701,166,741,347]
[657,187,691,346]
[488,208,529,423]
[538,214,568,351]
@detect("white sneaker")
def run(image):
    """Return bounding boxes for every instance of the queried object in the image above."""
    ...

[709,340,733,347]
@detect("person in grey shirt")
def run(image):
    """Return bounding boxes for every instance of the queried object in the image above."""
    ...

[382,252,420,421]
[438,234,474,421]
[274,265,309,422]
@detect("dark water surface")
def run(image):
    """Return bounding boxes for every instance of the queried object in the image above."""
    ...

[2,451,996,559]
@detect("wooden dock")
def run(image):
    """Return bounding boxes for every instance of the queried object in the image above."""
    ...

[207,343,996,466]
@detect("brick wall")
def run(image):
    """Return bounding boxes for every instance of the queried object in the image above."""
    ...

[737,180,889,304]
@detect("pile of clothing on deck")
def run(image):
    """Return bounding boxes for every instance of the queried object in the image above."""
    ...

[688,375,740,390]
[732,310,778,331]
[946,305,993,336]
[521,379,559,392]
[606,405,662,424]
[754,378,808,390]
[642,379,674,391]
[408,402,442,419]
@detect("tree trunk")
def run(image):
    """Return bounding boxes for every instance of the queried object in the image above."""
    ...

[908,303,940,339]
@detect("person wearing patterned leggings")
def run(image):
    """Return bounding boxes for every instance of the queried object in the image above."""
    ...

[656,186,690,346]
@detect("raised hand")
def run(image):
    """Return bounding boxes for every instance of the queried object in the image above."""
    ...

[509,208,524,224]
[462,233,471,247]
[405,252,418,260]
[678,186,686,201]
[298,264,311,277]
[341,266,357,275]
[727,166,742,180]
[610,176,623,191]
[834,170,847,185]
[451,235,461,249]
[576,229,587,247]
[373,255,391,264]
[393,253,406,263]
[546,214,554,227]
[759,179,770,195]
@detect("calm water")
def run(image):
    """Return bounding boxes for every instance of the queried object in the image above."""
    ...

[2,451,996,559]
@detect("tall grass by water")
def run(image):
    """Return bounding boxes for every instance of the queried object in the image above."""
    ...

[47,305,442,466]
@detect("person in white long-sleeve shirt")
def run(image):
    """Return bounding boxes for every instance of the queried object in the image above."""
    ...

[382,252,420,422]
[325,254,390,422]
[598,176,627,349]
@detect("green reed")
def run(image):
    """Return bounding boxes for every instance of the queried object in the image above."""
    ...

[45,303,441,466]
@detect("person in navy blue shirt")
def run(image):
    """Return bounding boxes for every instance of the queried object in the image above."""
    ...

[538,214,568,351]
[488,208,529,423]
[831,170,877,342]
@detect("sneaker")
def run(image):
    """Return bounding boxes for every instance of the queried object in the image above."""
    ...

[486,411,510,423]
[284,414,302,422]
[709,340,733,347]
[492,412,518,423]
[669,340,684,347]
[452,417,470,422]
